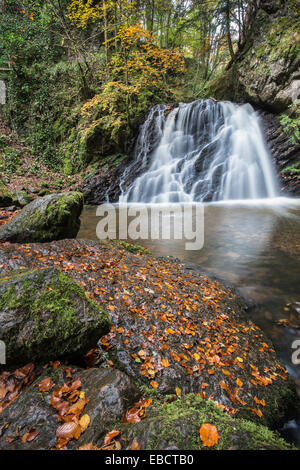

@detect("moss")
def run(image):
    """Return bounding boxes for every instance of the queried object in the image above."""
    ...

[0,192,84,243]
[105,239,151,256]
[0,180,14,207]
[123,394,295,450]
[0,268,111,364]
[282,162,300,174]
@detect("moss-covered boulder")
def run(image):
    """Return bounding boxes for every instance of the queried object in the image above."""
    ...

[0,268,111,365]
[0,180,14,208]
[121,394,295,450]
[210,0,300,112]
[0,192,83,243]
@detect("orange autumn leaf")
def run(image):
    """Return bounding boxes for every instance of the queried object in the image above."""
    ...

[165,328,176,335]
[200,423,219,447]
[175,386,182,398]
[254,397,266,407]
[131,438,141,450]
[104,430,120,446]
[78,443,100,450]
[236,378,243,387]
[161,358,170,368]
[79,414,90,430]
[251,408,263,418]
[39,377,55,392]
[21,428,38,443]
[123,398,151,423]
[150,380,159,389]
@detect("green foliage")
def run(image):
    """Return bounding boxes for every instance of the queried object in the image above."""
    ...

[0,134,21,174]
[280,104,300,146]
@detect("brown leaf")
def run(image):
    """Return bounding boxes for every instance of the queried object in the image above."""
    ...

[104,430,120,446]
[21,428,38,443]
[38,377,55,392]
[78,443,100,450]
[131,438,141,450]
[56,422,81,441]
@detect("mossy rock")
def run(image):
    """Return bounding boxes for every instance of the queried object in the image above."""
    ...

[0,268,111,365]
[14,191,34,207]
[0,192,83,243]
[121,394,296,450]
[0,180,14,208]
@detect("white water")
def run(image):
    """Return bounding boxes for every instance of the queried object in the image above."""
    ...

[120,99,278,203]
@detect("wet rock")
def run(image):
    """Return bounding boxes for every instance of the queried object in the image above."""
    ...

[0,192,83,243]
[0,180,14,208]
[0,267,111,365]
[0,239,297,429]
[0,366,140,450]
[69,367,140,449]
[5,206,19,212]
[28,187,39,194]
[259,108,300,196]
[14,191,34,207]
[121,394,295,450]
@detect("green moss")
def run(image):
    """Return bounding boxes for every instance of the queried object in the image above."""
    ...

[105,239,151,256]
[124,394,295,450]
[0,268,111,363]
[0,180,14,207]
[282,162,300,174]
[0,192,84,243]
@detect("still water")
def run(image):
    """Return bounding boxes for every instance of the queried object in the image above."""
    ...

[78,197,300,443]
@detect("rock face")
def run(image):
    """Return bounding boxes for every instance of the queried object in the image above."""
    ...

[121,394,295,450]
[211,0,300,113]
[0,239,297,429]
[0,268,111,365]
[0,365,140,450]
[0,180,14,208]
[258,108,300,195]
[0,192,83,243]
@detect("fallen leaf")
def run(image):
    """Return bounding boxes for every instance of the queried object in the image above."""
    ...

[39,377,55,392]
[200,423,219,447]
[79,414,90,430]
[131,438,141,450]
[104,430,120,446]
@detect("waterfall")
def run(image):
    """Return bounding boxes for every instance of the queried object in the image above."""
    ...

[119,99,278,203]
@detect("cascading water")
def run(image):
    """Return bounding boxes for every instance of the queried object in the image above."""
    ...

[119,99,278,203]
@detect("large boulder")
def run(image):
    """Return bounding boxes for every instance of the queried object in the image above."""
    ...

[0,180,14,208]
[0,365,140,450]
[0,192,83,243]
[0,268,111,365]
[210,0,300,112]
[121,394,295,450]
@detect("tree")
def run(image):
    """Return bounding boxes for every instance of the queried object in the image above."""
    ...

[81,23,184,147]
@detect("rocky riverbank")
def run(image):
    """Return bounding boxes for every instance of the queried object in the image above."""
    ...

[0,239,298,450]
